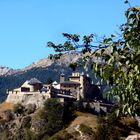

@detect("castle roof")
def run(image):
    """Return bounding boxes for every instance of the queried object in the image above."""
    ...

[69,76,80,78]
[28,78,42,85]
[60,73,65,76]
[60,81,80,85]
[52,81,58,85]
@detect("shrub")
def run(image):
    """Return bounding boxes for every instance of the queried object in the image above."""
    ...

[76,100,84,112]
[92,116,121,140]
[79,124,93,136]
[41,98,64,136]
[120,117,138,129]
[63,102,76,124]
[49,130,73,140]
[71,131,80,138]
[3,109,14,121]
[13,128,24,140]
[38,109,47,120]
[21,128,49,140]
[22,129,33,140]
[21,116,31,128]
[25,104,36,115]
[0,129,9,140]
[60,130,74,140]
[31,119,46,133]
[13,103,25,116]
[93,123,120,140]
[48,133,62,140]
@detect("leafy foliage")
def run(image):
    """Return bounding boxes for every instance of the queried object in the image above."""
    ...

[63,102,76,124]
[79,124,93,136]
[93,121,120,140]
[39,98,64,136]
[25,104,36,115]
[21,116,32,128]
[47,5,140,116]
[49,130,74,140]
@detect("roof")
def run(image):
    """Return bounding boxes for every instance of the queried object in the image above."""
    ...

[60,81,80,85]
[52,81,58,85]
[41,87,48,92]
[21,80,30,87]
[69,76,80,78]
[28,78,42,85]
[60,73,65,76]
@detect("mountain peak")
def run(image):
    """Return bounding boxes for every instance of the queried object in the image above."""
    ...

[0,66,15,76]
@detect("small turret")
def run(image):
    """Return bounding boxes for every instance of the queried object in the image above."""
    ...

[60,73,65,83]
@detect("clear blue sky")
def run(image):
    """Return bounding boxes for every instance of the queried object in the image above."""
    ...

[0,0,140,69]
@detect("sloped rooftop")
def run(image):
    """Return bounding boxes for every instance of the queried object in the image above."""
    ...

[28,78,42,85]
[60,81,80,85]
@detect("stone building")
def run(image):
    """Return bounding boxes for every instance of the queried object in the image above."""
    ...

[6,78,51,107]
[6,73,101,107]
[15,78,43,92]
[60,72,100,100]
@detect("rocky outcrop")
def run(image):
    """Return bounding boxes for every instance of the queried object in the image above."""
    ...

[0,66,19,76]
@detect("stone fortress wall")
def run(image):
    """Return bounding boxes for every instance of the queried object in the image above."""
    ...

[6,73,101,108]
[6,78,51,107]
[6,91,50,107]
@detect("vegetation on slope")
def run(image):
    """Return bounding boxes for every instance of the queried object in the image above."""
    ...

[0,99,140,140]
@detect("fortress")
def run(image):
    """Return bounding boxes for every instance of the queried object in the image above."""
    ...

[6,72,100,107]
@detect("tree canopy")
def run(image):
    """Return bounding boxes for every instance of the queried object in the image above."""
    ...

[47,3,140,116]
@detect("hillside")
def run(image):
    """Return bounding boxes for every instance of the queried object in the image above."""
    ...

[56,112,99,140]
[67,111,98,131]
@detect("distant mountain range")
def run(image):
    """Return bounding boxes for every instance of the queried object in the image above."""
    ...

[0,66,19,76]
[0,52,100,102]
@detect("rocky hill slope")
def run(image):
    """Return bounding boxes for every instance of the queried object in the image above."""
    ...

[0,52,99,102]
[0,66,19,76]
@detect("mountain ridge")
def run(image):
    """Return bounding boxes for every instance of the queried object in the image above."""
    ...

[0,52,96,101]
[0,66,19,76]
[0,52,83,76]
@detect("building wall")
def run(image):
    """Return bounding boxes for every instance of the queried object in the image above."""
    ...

[6,91,51,108]
[60,72,96,100]
[69,77,80,83]
[79,75,92,99]
[60,84,79,98]
[68,73,91,99]
[60,74,65,83]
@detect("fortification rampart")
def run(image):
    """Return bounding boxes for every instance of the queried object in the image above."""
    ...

[6,91,51,107]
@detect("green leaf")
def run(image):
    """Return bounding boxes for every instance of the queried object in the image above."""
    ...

[116,109,120,117]
[126,60,129,65]
[127,107,131,115]
[134,65,138,71]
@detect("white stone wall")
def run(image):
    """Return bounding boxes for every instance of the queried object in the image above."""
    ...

[6,91,51,108]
